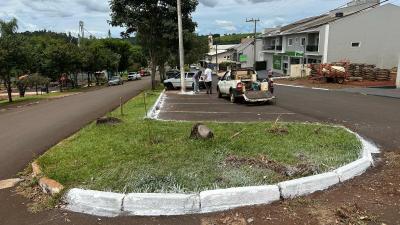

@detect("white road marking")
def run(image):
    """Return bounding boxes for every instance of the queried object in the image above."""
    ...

[275,83,330,91]
[161,110,295,115]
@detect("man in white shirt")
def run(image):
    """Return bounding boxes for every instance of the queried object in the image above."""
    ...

[204,66,213,94]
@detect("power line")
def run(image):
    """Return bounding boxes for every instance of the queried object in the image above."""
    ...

[246,18,260,70]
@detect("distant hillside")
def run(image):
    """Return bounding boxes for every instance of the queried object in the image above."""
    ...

[201,33,260,45]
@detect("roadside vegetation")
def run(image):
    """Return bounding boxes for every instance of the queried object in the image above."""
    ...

[37,90,362,194]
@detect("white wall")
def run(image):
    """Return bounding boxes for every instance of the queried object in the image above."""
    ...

[327,4,400,69]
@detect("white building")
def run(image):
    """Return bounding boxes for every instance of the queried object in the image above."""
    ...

[261,1,400,75]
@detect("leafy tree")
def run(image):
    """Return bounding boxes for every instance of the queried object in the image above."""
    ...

[110,0,198,90]
[0,18,28,102]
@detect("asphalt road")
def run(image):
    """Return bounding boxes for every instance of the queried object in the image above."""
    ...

[0,78,150,180]
[160,84,400,150]
[1,78,400,225]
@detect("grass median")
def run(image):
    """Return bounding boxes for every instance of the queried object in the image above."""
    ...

[38,89,362,193]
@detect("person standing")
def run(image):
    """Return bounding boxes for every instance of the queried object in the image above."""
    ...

[204,66,213,94]
[193,70,201,94]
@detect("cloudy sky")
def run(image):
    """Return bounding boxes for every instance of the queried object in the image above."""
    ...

[0,0,357,37]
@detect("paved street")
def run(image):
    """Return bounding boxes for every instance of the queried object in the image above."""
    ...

[0,78,150,180]
[1,80,400,225]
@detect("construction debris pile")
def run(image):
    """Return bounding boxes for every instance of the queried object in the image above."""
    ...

[348,64,391,81]
[309,63,392,83]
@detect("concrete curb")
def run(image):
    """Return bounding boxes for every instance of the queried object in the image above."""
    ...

[61,95,379,217]
[31,161,64,196]
[124,193,200,216]
[63,128,378,217]
[146,89,166,119]
[278,172,340,199]
[65,189,124,217]
[200,185,280,213]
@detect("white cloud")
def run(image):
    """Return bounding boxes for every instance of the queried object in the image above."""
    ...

[0,0,358,36]
[215,20,237,31]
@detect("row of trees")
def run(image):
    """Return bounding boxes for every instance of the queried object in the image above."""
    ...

[0,18,147,103]
[110,0,208,90]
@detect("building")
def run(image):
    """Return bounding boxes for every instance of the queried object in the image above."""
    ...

[230,38,263,69]
[204,35,237,69]
[261,1,400,76]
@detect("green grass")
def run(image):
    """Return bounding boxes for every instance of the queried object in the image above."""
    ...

[0,87,100,108]
[38,89,362,194]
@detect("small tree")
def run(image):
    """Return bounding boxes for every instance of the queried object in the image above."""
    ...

[110,0,198,90]
[0,18,28,102]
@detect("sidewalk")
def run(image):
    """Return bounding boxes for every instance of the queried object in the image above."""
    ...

[339,87,400,99]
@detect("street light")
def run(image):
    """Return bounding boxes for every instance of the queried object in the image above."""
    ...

[177,0,186,93]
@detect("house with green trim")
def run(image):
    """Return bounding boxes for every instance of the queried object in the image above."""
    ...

[260,0,400,76]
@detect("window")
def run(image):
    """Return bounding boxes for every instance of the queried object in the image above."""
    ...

[351,42,360,47]
[288,38,293,46]
[301,38,306,46]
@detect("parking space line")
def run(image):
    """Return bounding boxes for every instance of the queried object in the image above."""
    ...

[165,103,233,105]
[160,110,296,115]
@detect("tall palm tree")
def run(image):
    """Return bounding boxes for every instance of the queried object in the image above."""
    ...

[0,18,18,37]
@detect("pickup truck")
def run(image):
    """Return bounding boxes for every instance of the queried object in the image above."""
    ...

[217,69,275,103]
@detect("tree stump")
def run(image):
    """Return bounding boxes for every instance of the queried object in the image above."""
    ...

[190,123,214,140]
[96,117,122,125]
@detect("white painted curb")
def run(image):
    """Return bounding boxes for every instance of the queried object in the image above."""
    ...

[200,185,280,213]
[62,94,380,217]
[65,189,124,217]
[334,158,371,182]
[123,193,200,216]
[278,172,340,199]
[146,89,166,119]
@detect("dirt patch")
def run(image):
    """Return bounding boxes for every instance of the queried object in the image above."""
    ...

[206,151,400,225]
[225,154,319,178]
[96,116,122,125]
[15,173,62,213]
[335,203,377,225]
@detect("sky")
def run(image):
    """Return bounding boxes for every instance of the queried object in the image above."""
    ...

[0,0,357,38]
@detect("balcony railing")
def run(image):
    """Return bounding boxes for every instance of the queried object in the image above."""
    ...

[263,45,283,51]
[264,46,275,50]
[306,45,319,52]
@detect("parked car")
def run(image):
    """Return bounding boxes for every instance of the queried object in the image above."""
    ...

[166,70,180,79]
[217,69,275,103]
[128,72,141,81]
[108,76,124,86]
[163,71,205,90]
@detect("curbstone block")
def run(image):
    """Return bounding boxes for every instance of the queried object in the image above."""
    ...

[123,193,200,216]
[278,172,339,199]
[39,177,64,196]
[200,185,280,213]
[335,157,371,182]
[31,161,42,178]
[65,189,124,217]
[0,178,23,190]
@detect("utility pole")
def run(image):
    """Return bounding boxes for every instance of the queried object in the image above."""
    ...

[397,55,400,89]
[246,18,260,70]
[215,36,218,73]
[78,21,84,47]
[177,0,186,93]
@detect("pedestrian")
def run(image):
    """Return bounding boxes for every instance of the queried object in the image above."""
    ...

[193,70,201,94]
[204,66,213,94]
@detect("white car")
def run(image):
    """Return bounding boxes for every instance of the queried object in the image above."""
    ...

[128,72,141,81]
[163,72,205,90]
[217,69,275,103]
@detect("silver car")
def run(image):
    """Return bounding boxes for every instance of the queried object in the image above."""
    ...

[108,76,124,86]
